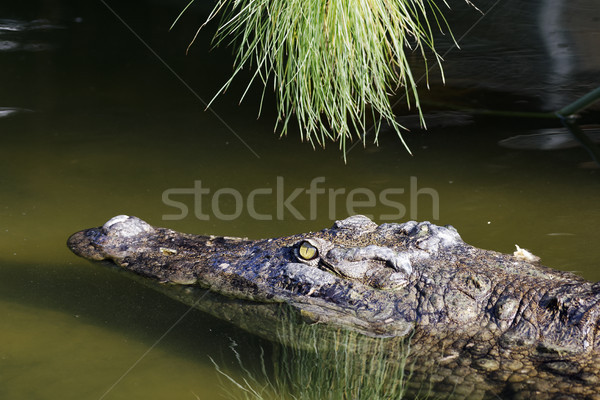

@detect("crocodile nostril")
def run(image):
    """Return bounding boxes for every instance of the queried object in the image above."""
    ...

[84,227,104,242]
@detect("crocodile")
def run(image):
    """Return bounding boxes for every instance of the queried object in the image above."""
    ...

[67,215,600,399]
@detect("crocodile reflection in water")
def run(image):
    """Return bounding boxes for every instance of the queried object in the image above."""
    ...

[68,215,600,399]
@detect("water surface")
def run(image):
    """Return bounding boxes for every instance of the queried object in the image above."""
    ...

[1,1,599,399]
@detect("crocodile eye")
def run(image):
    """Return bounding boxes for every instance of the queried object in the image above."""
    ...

[298,241,318,260]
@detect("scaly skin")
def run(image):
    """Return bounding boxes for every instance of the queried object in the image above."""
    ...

[67,215,600,399]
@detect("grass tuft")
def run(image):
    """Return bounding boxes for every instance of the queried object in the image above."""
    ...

[178,0,456,157]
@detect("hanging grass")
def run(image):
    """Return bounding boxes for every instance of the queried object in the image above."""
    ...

[174,0,457,156]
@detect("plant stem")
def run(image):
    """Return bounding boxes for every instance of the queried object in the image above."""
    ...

[559,116,600,165]
[556,86,600,117]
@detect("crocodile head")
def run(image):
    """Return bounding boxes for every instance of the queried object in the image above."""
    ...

[68,215,600,348]
[68,215,465,337]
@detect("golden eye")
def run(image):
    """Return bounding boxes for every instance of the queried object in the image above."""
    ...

[298,241,318,260]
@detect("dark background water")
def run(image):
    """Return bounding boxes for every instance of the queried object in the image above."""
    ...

[1,0,599,398]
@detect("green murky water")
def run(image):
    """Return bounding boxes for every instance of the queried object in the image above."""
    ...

[1,1,600,399]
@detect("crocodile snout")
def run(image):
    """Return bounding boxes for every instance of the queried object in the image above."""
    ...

[67,215,155,261]
[67,228,107,260]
